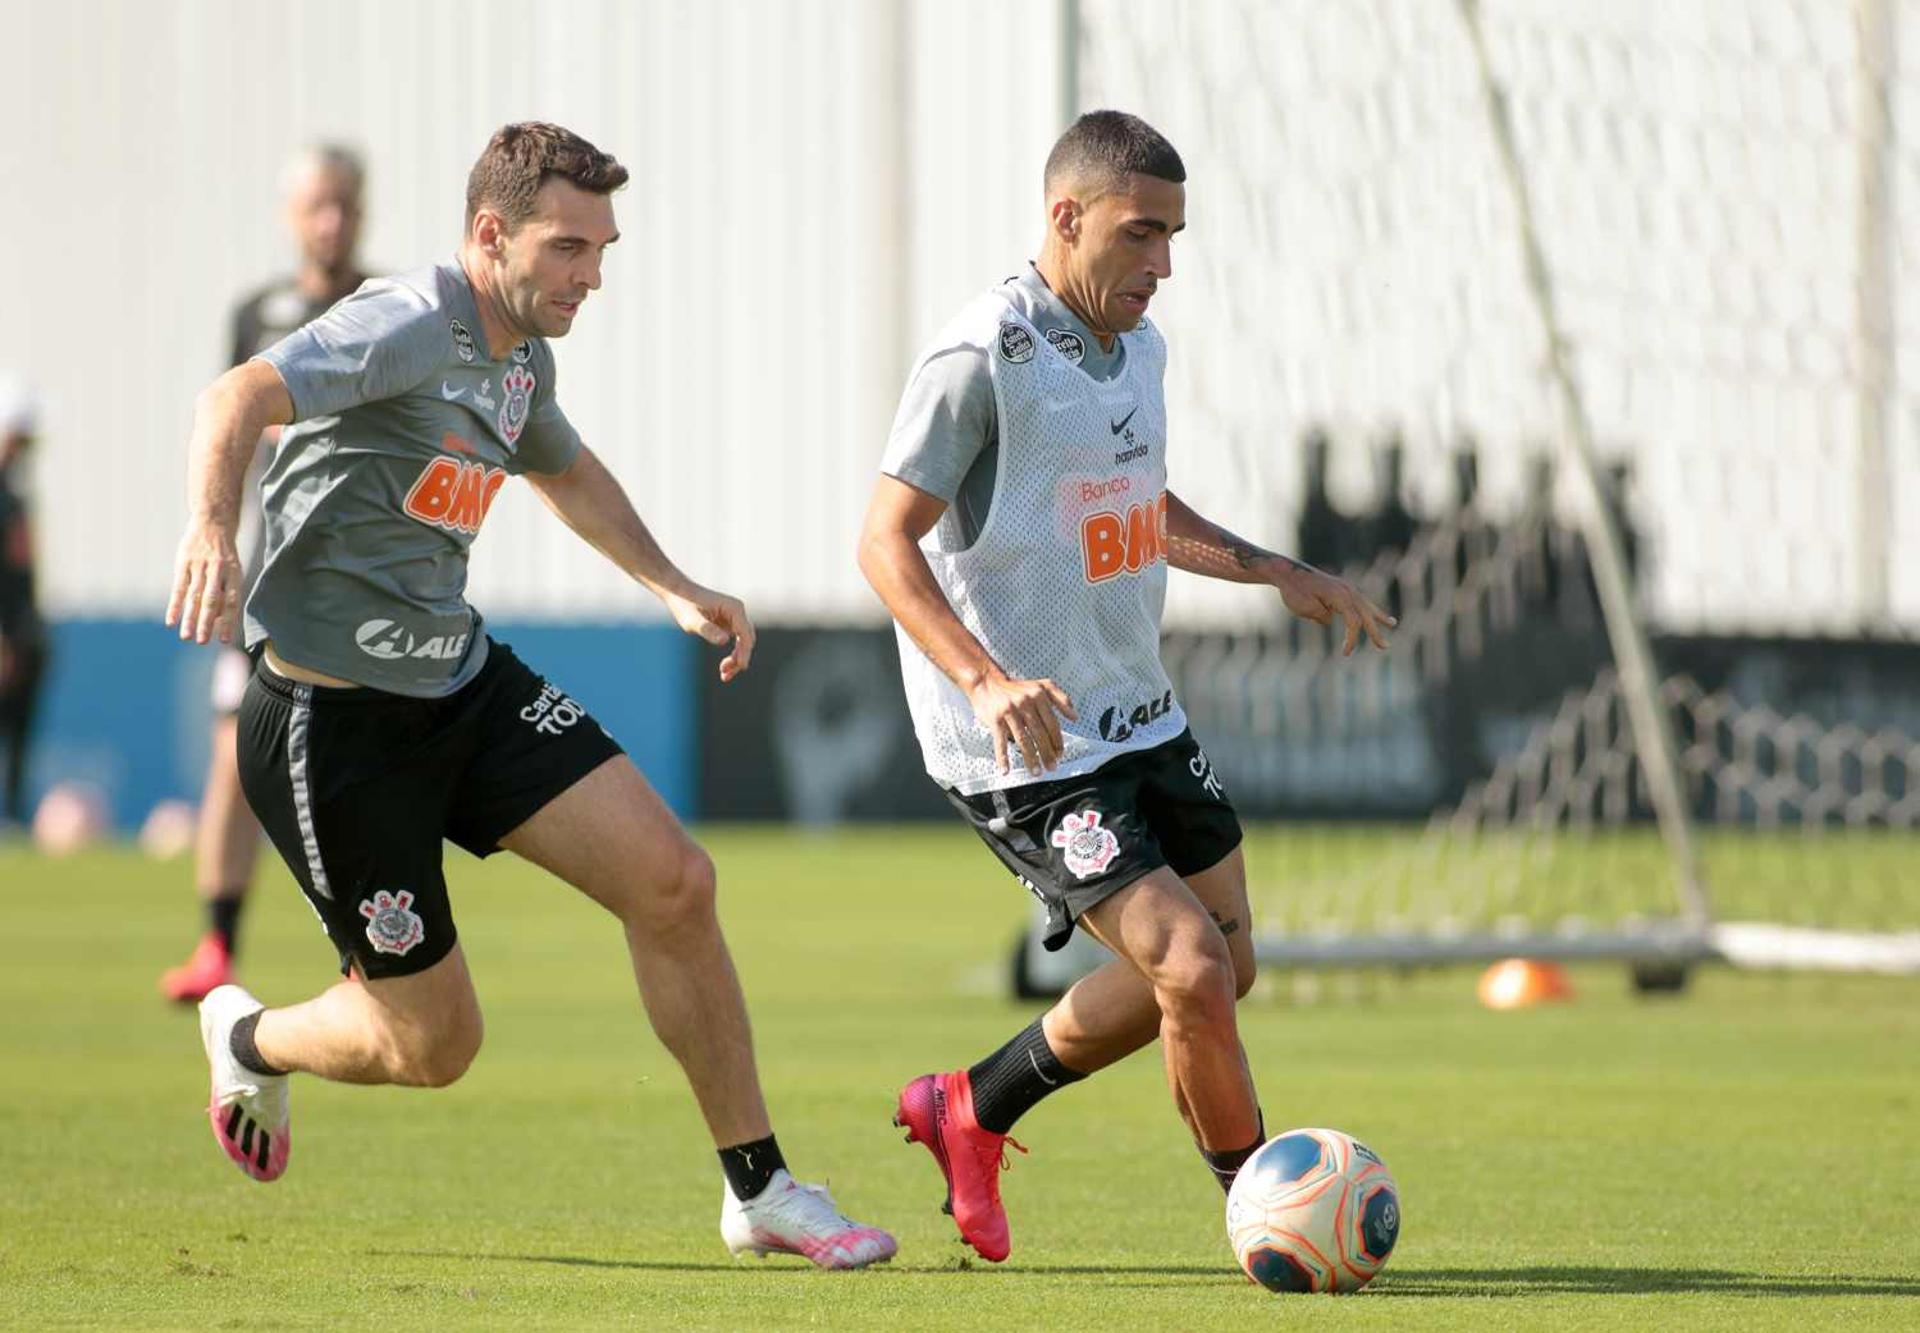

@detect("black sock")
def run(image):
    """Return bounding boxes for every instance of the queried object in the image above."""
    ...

[1201,1109,1266,1194]
[718,1134,787,1201]
[967,1018,1087,1135]
[229,1010,286,1077]
[206,894,245,953]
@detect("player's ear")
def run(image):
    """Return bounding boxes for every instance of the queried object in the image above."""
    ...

[1050,196,1081,245]
[472,209,507,259]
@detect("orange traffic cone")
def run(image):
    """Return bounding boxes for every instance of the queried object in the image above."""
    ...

[1477,958,1573,1010]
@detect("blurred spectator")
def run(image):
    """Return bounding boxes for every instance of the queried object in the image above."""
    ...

[0,381,45,828]
[1449,437,1498,580]
[1603,460,1642,581]
[1362,432,1418,562]
[1452,441,1480,511]
[160,144,370,1000]
[1295,425,1353,572]
[1557,457,1643,635]
[1517,450,1563,610]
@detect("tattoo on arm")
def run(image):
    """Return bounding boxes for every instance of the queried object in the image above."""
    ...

[1163,492,1307,583]
[1220,529,1297,572]
[1222,533,1261,569]
[1213,523,1303,575]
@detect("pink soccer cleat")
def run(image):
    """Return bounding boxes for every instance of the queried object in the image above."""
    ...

[720,1169,896,1269]
[160,933,233,1004]
[198,984,290,1182]
[894,1070,1025,1263]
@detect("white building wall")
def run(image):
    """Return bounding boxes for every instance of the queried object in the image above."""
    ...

[0,0,1063,624]
[6,0,1907,635]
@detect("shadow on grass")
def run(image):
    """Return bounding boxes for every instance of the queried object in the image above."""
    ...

[381,1253,1920,1297]
[378,1249,1229,1279]
[1373,1267,1920,1299]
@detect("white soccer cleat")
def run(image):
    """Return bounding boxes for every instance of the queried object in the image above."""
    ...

[198,984,291,1182]
[720,1169,897,1270]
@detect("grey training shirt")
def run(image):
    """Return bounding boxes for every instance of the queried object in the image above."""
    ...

[881,264,1126,551]
[246,260,582,696]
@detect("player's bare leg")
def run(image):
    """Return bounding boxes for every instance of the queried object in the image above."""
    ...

[195,716,263,913]
[161,715,263,1001]
[223,733,779,1146]
[897,848,1258,1260]
[1074,866,1261,1154]
[499,754,894,1268]
[252,946,485,1085]
[498,755,769,1145]
[1041,846,1256,1080]
[198,945,485,1183]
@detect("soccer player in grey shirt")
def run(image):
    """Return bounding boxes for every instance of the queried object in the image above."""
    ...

[165,123,894,1268]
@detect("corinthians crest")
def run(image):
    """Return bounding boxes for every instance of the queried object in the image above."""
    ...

[359,889,425,956]
[1051,809,1121,879]
[499,363,536,444]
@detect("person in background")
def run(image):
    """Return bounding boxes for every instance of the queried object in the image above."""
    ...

[0,381,46,830]
[160,144,371,1001]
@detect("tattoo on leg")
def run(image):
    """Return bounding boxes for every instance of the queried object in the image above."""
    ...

[1209,909,1241,938]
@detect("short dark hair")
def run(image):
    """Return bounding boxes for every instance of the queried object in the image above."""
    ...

[465,122,629,229]
[1043,110,1185,199]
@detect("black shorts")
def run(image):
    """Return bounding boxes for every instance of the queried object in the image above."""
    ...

[236,638,624,979]
[947,728,1243,951]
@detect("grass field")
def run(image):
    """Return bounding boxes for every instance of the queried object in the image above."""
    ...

[1,828,1916,1330]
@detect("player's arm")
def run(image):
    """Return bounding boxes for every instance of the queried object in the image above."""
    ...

[231,298,286,447]
[857,476,1077,775]
[171,286,442,645]
[525,443,753,682]
[1164,490,1396,655]
[165,359,294,645]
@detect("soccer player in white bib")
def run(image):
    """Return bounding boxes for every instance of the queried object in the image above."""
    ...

[167,123,893,1269]
[860,111,1394,1263]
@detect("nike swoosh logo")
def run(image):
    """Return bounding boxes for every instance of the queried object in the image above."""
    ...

[1110,407,1138,435]
[440,382,464,401]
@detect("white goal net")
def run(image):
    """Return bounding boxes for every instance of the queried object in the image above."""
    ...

[1053,0,1920,977]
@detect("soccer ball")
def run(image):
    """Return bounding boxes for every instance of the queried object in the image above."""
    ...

[1225,1127,1400,1293]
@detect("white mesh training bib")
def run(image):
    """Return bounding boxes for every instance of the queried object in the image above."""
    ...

[898,287,1187,794]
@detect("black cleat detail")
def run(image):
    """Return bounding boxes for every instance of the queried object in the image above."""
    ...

[255,1131,270,1172]
[224,1104,245,1141]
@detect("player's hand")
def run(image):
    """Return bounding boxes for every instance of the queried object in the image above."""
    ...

[968,672,1078,776]
[165,517,244,645]
[1275,564,1396,655]
[664,583,755,683]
